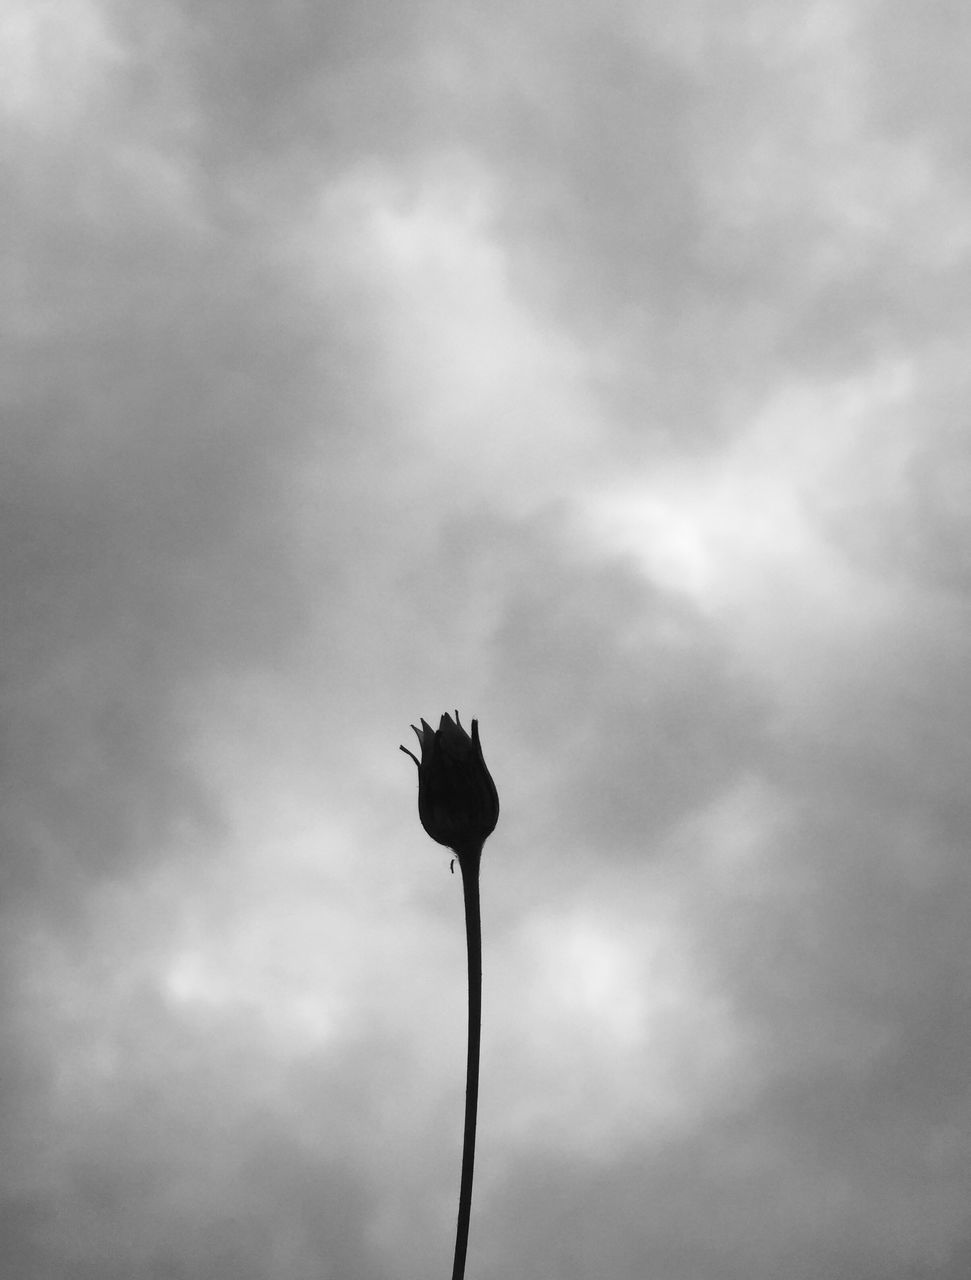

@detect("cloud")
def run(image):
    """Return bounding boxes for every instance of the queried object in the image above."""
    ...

[1,969,383,1279]
[4,1,971,1278]
[0,0,125,131]
[1,225,324,903]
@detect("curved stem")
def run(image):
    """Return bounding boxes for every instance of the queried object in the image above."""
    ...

[452,846,482,1280]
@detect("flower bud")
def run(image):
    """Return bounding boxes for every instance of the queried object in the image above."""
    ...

[401,711,500,859]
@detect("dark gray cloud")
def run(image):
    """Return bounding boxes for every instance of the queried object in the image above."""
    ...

[2,232,323,903]
[867,0,971,160]
[0,987,387,1279]
[487,534,768,860]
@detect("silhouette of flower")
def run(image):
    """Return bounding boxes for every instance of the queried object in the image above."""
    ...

[401,711,499,859]
[400,712,499,1280]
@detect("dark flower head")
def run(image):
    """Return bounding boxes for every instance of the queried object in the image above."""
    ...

[400,711,500,859]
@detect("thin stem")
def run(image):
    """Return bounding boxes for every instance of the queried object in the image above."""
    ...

[452,845,482,1280]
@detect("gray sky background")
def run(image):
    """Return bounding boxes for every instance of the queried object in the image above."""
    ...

[4,2,971,1277]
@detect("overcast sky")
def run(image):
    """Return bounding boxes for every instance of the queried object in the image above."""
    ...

[4,2,971,1278]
